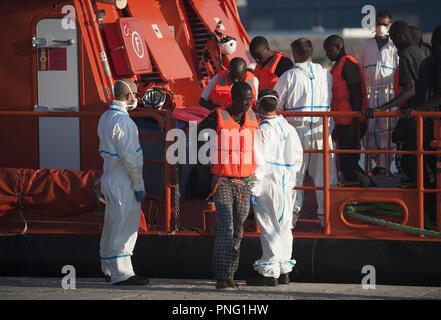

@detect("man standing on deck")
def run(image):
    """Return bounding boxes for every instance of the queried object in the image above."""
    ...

[97,79,148,286]
[324,35,376,188]
[359,10,399,176]
[274,38,337,229]
[199,57,259,110]
[249,36,294,90]
[363,21,432,185]
[364,22,436,228]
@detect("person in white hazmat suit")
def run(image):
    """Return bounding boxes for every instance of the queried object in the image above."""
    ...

[359,10,399,175]
[246,89,303,286]
[97,79,149,286]
[274,38,337,228]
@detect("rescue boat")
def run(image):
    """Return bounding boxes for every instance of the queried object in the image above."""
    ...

[0,0,440,287]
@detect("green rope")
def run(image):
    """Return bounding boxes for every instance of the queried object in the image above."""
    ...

[344,201,404,218]
[344,211,441,239]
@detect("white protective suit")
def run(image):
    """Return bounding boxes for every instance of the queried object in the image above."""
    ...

[251,115,303,278]
[97,100,145,283]
[359,37,399,169]
[274,62,338,227]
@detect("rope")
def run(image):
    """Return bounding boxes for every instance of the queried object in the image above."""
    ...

[156,184,181,236]
[344,211,441,238]
[0,192,28,236]
[344,201,404,218]
[173,183,181,233]
[206,174,222,201]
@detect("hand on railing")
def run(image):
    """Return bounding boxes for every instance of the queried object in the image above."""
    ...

[363,108,375,119]
[401,107,414,119]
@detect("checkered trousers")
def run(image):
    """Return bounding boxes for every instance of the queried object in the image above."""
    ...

[211,175,252,280]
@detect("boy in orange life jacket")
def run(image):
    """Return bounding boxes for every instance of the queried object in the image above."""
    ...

[197,81,258,290]
[324,35,376,187]
[199,57,259,110]
[249,36,294,90]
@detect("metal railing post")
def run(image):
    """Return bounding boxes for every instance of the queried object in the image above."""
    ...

[323,115,330,235]
[386,84,393,176]
[417,115,424,230]
[165,185,172,233]
[432,120,441,232]
[164,112,173,233]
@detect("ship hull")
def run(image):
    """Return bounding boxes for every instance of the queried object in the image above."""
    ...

[1,234,440,287]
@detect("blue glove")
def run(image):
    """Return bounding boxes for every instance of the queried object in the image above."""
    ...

[250,195,258,207]
[135,190,146,202]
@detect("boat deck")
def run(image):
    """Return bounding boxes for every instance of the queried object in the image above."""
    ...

[0,174,410,237]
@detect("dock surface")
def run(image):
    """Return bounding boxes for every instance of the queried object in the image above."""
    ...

[1,277,440,300]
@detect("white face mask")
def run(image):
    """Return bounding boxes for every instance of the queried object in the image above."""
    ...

[116,80,138,111]
[376,25,389,38]
[127,96,138,111]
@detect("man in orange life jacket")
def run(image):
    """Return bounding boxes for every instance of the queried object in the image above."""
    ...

[324,35,375,187]
[249,36,294,90]
[197,81,258,289]
[199,57,259,110]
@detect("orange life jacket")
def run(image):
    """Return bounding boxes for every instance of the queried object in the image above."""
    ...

[254,51,289,90]
[209,70,257,108]
[393,66,404,108]
[210,107,259,178]
[330,54,367,125]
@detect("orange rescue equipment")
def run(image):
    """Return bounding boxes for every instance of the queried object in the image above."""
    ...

[253,51,288,90]
[0,168,148,234]
[209,70,257,108]
[210,107,259,178]
[103,18,152,77]
[330,54,367,125]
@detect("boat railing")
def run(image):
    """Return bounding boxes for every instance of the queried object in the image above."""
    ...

[1,109,441,240]
[279,110,441,240]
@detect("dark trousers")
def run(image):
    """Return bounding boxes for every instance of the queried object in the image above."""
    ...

[395,140,411,182]
[335,124,375,187]
[406,118,436,186]
[405,118,436,224]
[392,117,409,181]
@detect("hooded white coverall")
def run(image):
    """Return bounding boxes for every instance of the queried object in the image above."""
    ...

[359,37,399,169]
[274,62,337,227]
[251,115,303,278]
[97,100,145,283]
